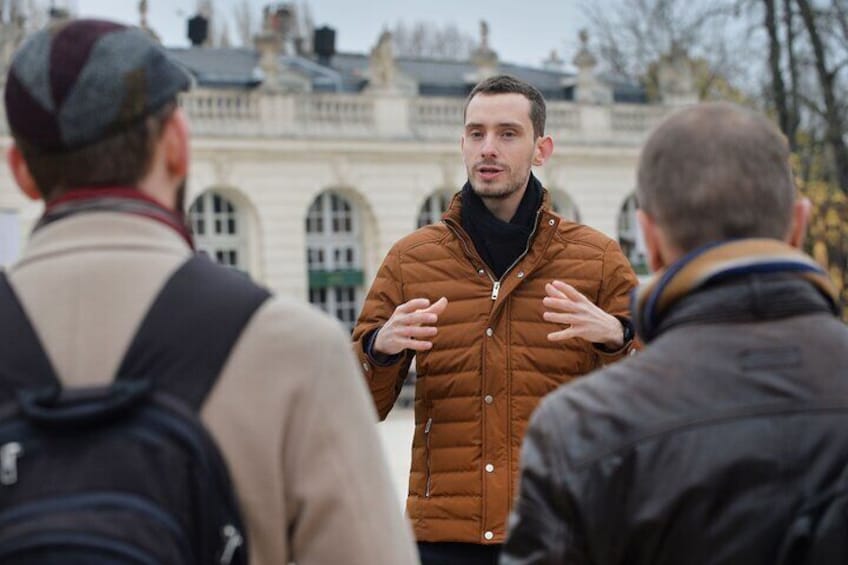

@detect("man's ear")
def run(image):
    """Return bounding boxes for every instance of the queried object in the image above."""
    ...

[532,135,554,166]
[7,145,41,201]
[161,108,190,181]
[786,197,811,249]
[637,209,667,272]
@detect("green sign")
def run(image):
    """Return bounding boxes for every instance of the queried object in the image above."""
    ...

[309,269,364,288]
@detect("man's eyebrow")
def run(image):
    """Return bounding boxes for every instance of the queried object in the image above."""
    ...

[464,121,526,130]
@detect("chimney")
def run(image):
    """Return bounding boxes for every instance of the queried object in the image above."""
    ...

[313,26,335,65]
[187,14,209,47]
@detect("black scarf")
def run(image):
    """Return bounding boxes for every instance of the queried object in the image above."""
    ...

[461,174,542,279]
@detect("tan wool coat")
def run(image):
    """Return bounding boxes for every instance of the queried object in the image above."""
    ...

[7,211,418,565]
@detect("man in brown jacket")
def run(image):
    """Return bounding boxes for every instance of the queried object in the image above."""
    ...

[1,19,417,565]
[352,74,638,564]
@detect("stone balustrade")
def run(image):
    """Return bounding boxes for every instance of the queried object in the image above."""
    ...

[179,90,670,144]
[0,89,670,144]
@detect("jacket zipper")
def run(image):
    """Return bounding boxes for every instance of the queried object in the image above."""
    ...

[424,417,433,498]
[444,208,543,302]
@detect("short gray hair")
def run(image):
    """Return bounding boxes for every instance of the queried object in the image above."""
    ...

[636,102,796,252]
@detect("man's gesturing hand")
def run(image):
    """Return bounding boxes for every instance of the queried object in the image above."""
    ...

[542,281,623,348]
[373,297,449,356]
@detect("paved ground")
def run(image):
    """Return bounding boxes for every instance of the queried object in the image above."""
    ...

[376,406,415,507]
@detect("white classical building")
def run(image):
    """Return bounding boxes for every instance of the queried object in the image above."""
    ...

[0,5,697,331]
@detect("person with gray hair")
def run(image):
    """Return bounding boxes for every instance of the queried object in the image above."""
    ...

[501,102,848,565]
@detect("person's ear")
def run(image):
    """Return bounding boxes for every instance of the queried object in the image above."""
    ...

[161,108,190,181]
[637,209,667,272]
[7,145,41,201]
[532,135,553,166]
[786,197,811,249]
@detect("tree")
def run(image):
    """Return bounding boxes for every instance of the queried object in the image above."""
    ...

[795,0,848,194]
[583,0,848,317]
[581,0,746,100]
[390,20,475,60]
[232,0,256,47]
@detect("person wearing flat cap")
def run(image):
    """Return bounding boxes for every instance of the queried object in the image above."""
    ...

[0,18,418,565]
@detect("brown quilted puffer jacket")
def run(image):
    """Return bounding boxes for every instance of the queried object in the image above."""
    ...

[352,190,638,545]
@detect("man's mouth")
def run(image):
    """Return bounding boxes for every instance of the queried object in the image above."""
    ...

[476,165,505,180]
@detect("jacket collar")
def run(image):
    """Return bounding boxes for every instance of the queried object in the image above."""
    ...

[15,211,191,273]
[36,187,194,249]
[633,239,839,343]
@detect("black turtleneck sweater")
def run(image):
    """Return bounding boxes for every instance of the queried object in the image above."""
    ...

[460,174,542,279]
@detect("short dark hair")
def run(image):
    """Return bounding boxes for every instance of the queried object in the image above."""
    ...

[464,75,547,138]
[15,101,177,202]
[637,102,796,252]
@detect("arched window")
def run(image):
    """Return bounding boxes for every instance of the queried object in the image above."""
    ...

[189,191,247,270]
[550,190,581,223]
[416,190,454,228]
[305,191,364,331]
[618,193,648,275]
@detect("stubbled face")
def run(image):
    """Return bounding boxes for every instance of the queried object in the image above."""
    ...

[462,93,539,201]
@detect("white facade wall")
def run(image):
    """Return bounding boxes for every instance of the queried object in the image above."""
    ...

[0,90,669,313]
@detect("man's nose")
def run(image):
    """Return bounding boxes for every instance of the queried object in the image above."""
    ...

[480,133,498,158]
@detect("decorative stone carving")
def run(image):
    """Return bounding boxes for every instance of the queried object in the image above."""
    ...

[365,29,417,95]
[138,0,161,42]
[465,20,499,84]
[369,30,395,90]
[657,41,697,106]
[571,29,612,105]
[543,49,564,72]
[254,4,310,93]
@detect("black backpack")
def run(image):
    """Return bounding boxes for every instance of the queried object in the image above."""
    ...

[0,254,270,564]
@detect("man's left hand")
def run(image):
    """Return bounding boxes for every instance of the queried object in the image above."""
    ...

[542,280,623,348]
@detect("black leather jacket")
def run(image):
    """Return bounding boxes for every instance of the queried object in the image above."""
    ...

[502,246,848,565]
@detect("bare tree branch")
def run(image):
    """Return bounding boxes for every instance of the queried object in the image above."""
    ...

[796,0,848,193]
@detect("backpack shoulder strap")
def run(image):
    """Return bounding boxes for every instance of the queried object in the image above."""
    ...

[116,254,271,411]
[0,271,61,403]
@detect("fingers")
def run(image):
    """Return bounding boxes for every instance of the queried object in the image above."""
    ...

[543,296,576,313]
[548,280,588,303]
[379,297,448,355]
[547,328,576,342]
[396,297,435,314]
[423,296,448,314]
[544,311,577,341]
[545,281,567,299]
[543,311,575,326]
[395,337,435,352]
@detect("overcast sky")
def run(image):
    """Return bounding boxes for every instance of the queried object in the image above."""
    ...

[69,0,587,69]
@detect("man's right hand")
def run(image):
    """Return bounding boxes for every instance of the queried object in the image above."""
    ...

[373,297,448,356]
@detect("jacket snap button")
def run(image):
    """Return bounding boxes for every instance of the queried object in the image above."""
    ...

[361,362,370,372]
[484,395,494,405]
[517,271,524,279]
[548,219,555,226]
[485,464,494,473]
[484,531,494,541]
[485,328,493,337]
[478,269,485,276]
